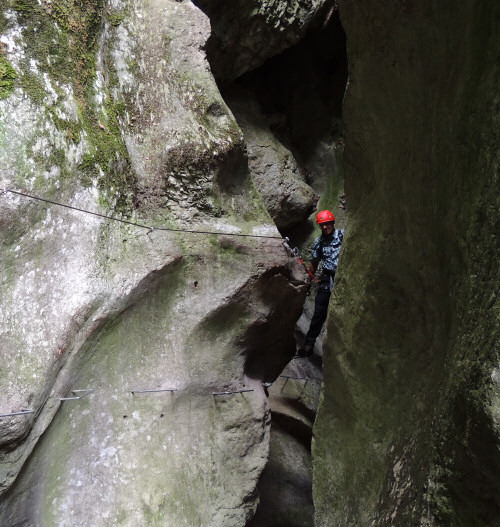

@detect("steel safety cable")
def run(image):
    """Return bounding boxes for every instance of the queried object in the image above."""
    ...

[1,188,284,241]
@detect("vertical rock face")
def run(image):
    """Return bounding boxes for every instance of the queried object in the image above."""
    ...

[7,0,497,525]
[0,1,307,525]
[193,0,346,233]
[314,1,500,526]
[225,87,317,231]
[247,356,322,527]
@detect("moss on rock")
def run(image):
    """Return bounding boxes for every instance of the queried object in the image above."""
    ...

[0,56,17,99]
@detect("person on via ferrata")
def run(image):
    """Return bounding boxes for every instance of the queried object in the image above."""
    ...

[297,209,344,357]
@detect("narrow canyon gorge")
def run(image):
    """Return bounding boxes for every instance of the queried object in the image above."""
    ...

[0,1,498,526]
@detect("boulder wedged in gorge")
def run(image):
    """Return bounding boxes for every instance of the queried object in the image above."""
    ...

[313,2,500,526]
[0,1,306,525]
[225,87,317,231]
[193,0,336,81]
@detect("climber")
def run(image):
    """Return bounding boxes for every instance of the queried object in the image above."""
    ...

[297,210,344,357]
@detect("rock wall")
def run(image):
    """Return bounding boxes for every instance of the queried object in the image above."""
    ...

[5,0,496,525]
[247,356,322,527]
[224,86,317,232]
[192,0,336,81]
[0,1,308,525]
[314,1,500,526]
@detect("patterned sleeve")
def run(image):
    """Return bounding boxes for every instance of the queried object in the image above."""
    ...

[310,236,322,263]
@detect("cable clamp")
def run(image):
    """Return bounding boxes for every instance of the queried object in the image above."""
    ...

[282,237,300,257]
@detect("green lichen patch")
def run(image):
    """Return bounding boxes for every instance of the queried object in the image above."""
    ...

[107,10,125,27]
[0,56,18,99]
[10,0,37,15]
[6,0,138,214]
[10,1,90,94]
[9,0,104,112]
[76,94,137,213]
[42,0,105,100]
[19,71,45,104]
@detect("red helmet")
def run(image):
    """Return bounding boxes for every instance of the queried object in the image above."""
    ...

[316,210,335,224]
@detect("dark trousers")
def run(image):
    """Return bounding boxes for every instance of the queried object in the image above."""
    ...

[304,272,335,347]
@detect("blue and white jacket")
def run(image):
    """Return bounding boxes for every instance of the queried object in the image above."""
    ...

[311,229,344,273]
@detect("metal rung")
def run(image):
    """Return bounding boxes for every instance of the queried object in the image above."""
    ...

[0,409,34,418]
[131,388,178,395]
[213,389,254,396]
[60,389,94,401]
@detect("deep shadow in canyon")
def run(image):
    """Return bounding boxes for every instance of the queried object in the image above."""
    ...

[1,1,498,526]
[192,3,348,525]
[230,12,347,184]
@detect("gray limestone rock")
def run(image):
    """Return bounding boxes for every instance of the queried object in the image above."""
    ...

[248,356,322,527]
[0,1,306,525]
[194,0,336,80]
[227,88,317,231]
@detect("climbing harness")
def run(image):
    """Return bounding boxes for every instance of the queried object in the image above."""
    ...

[282,237,320,285]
